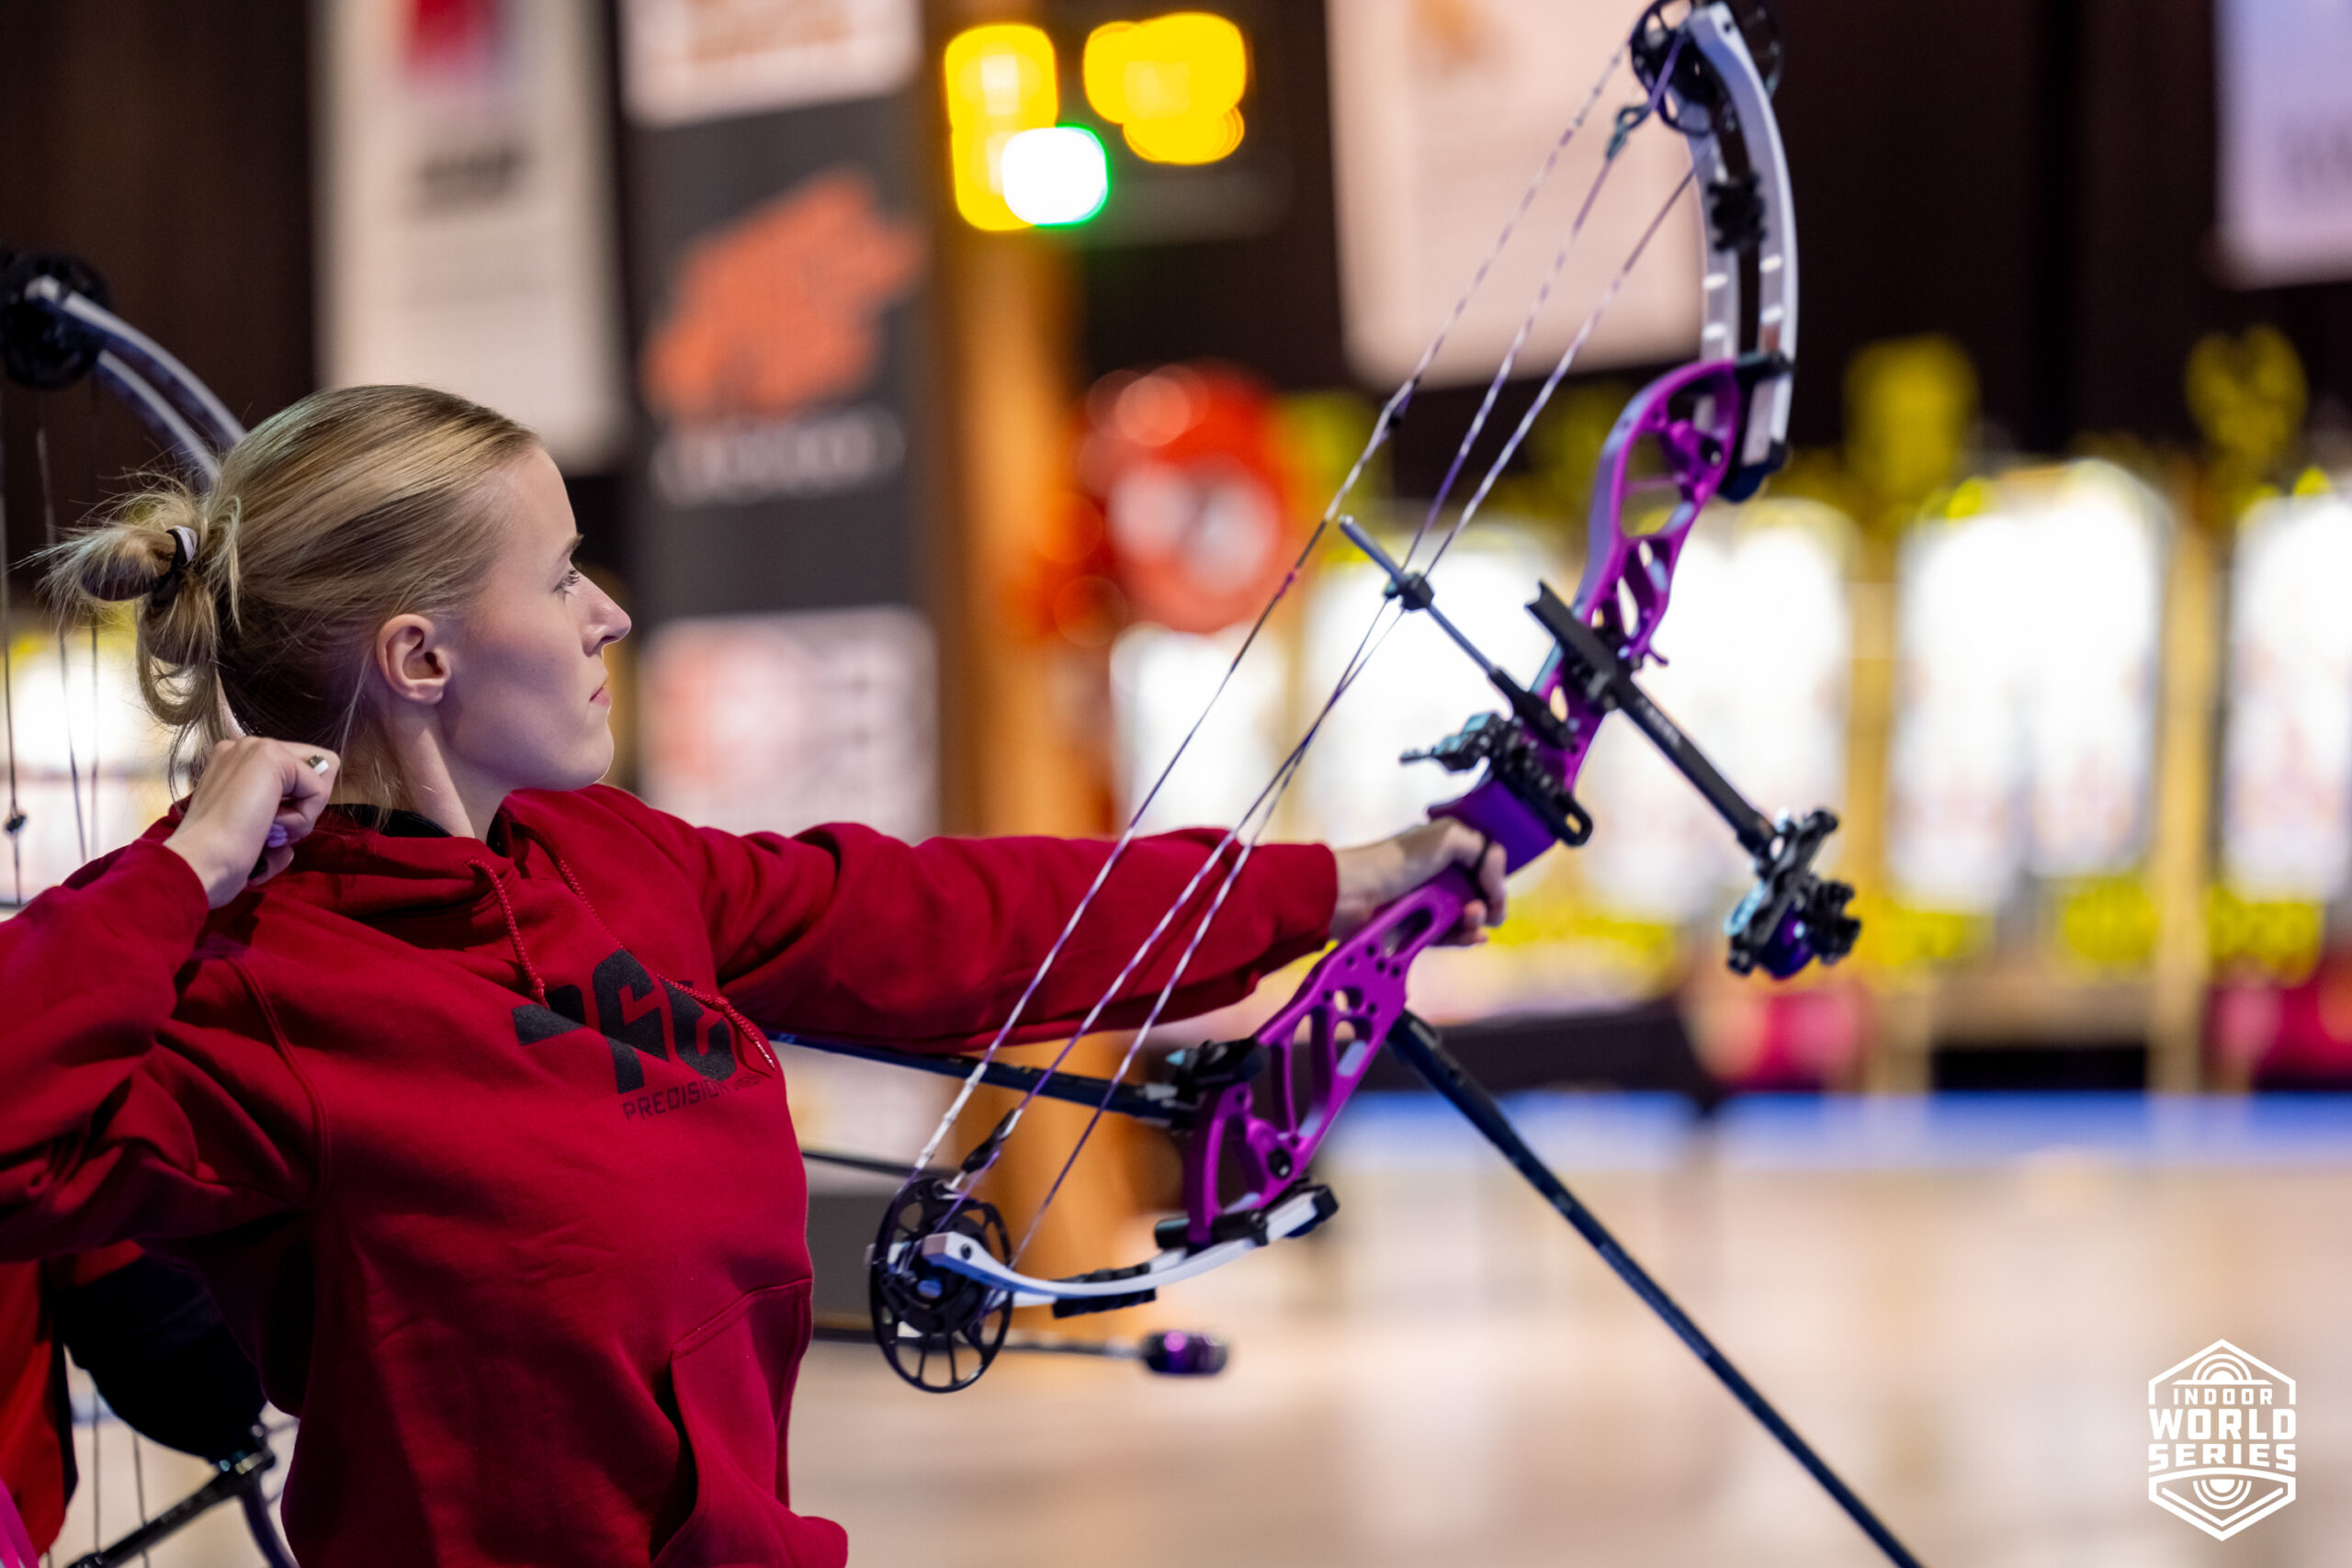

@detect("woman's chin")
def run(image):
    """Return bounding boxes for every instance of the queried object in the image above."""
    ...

[581,730,619,789]
[536,739,616,795]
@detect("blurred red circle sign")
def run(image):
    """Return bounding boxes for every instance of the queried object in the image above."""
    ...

[1075,364,1301,637]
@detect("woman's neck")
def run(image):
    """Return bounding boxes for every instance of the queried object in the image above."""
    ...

[355,726,506,840]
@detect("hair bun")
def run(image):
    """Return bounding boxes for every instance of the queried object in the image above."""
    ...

[73,491,203,603]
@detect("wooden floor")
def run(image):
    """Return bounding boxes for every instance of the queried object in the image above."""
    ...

[53,1096,2352,1566]
[794,1100,2352,1568]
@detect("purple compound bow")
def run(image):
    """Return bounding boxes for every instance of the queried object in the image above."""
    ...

[831,4,1923,1562]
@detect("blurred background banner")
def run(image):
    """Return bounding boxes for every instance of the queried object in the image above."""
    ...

[640,604,937,840]
[316,0,630,468]
[621,0,930,623]
[1326,0,1702,386]
[2216,0,2352,288]
[620,0,922,126]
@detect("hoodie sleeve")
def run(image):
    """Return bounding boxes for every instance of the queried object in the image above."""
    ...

[595,792,1336,1052]
[0,840,316,1261]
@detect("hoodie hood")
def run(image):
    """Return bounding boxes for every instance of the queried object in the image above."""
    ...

[142,799,535,924]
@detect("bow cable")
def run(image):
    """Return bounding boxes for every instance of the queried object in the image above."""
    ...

[900,24,1638,1187]
[1011,166,1702,1265]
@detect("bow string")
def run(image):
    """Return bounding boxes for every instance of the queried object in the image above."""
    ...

[894,1,1720,1296]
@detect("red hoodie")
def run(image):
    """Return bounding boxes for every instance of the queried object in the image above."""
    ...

[0,784,1335,1565]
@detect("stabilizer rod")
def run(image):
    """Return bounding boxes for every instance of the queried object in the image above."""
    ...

[1385,1011,1928,1568]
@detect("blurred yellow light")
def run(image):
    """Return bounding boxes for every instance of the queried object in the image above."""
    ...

[944,24,1058,231]
[1083,13,1249,166]
[1123,106,1245,164]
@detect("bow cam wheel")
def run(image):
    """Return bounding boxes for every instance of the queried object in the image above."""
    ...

[0,251,109,390]
[1630,0,1783,134]
[868,1179,1012,1393]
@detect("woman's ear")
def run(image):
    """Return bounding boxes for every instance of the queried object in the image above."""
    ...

[373,613,452,707]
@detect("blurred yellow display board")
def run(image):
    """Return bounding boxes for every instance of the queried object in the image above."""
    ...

[1886,462,2167,914]
[2219,487,2352,905]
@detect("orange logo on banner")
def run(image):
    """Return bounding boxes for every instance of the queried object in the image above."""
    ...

[643,168,922,423]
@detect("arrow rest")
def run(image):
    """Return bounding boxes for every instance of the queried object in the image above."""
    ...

[1403,712,1593,848]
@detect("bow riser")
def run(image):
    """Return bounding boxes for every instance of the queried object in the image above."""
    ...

[1570,357,1743,660]
[1181,343,1769,1243]
[1182,866,1475,1244]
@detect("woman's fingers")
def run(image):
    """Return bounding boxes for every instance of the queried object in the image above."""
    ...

[271,748,340,841]
[1448,897,1491,946]
[1477,837,1508,925]
[1330,818,1510,944]
[252,747,339,885]
[167,739,342,906]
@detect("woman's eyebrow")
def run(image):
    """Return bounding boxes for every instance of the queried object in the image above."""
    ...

[557,531,585,563]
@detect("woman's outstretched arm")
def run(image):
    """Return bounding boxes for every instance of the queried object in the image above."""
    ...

[595,788,1501,1054]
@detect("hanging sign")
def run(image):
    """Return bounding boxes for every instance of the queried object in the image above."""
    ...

[640,606,937,840]
[623,6,929,621]
[2217,0,2352,287]
[318,0,629,467]
[621,0,921,126]
[1326,0,1702,388]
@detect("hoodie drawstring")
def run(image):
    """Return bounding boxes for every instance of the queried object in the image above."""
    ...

[469,859,549,1007]
[503,824,779,1078]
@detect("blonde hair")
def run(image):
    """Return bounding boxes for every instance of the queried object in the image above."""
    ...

[45,384,538,803]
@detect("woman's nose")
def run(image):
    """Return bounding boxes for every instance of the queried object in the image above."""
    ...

[591,586,631,649]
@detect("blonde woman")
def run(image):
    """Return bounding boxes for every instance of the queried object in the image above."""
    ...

[0,386,1503,1566]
